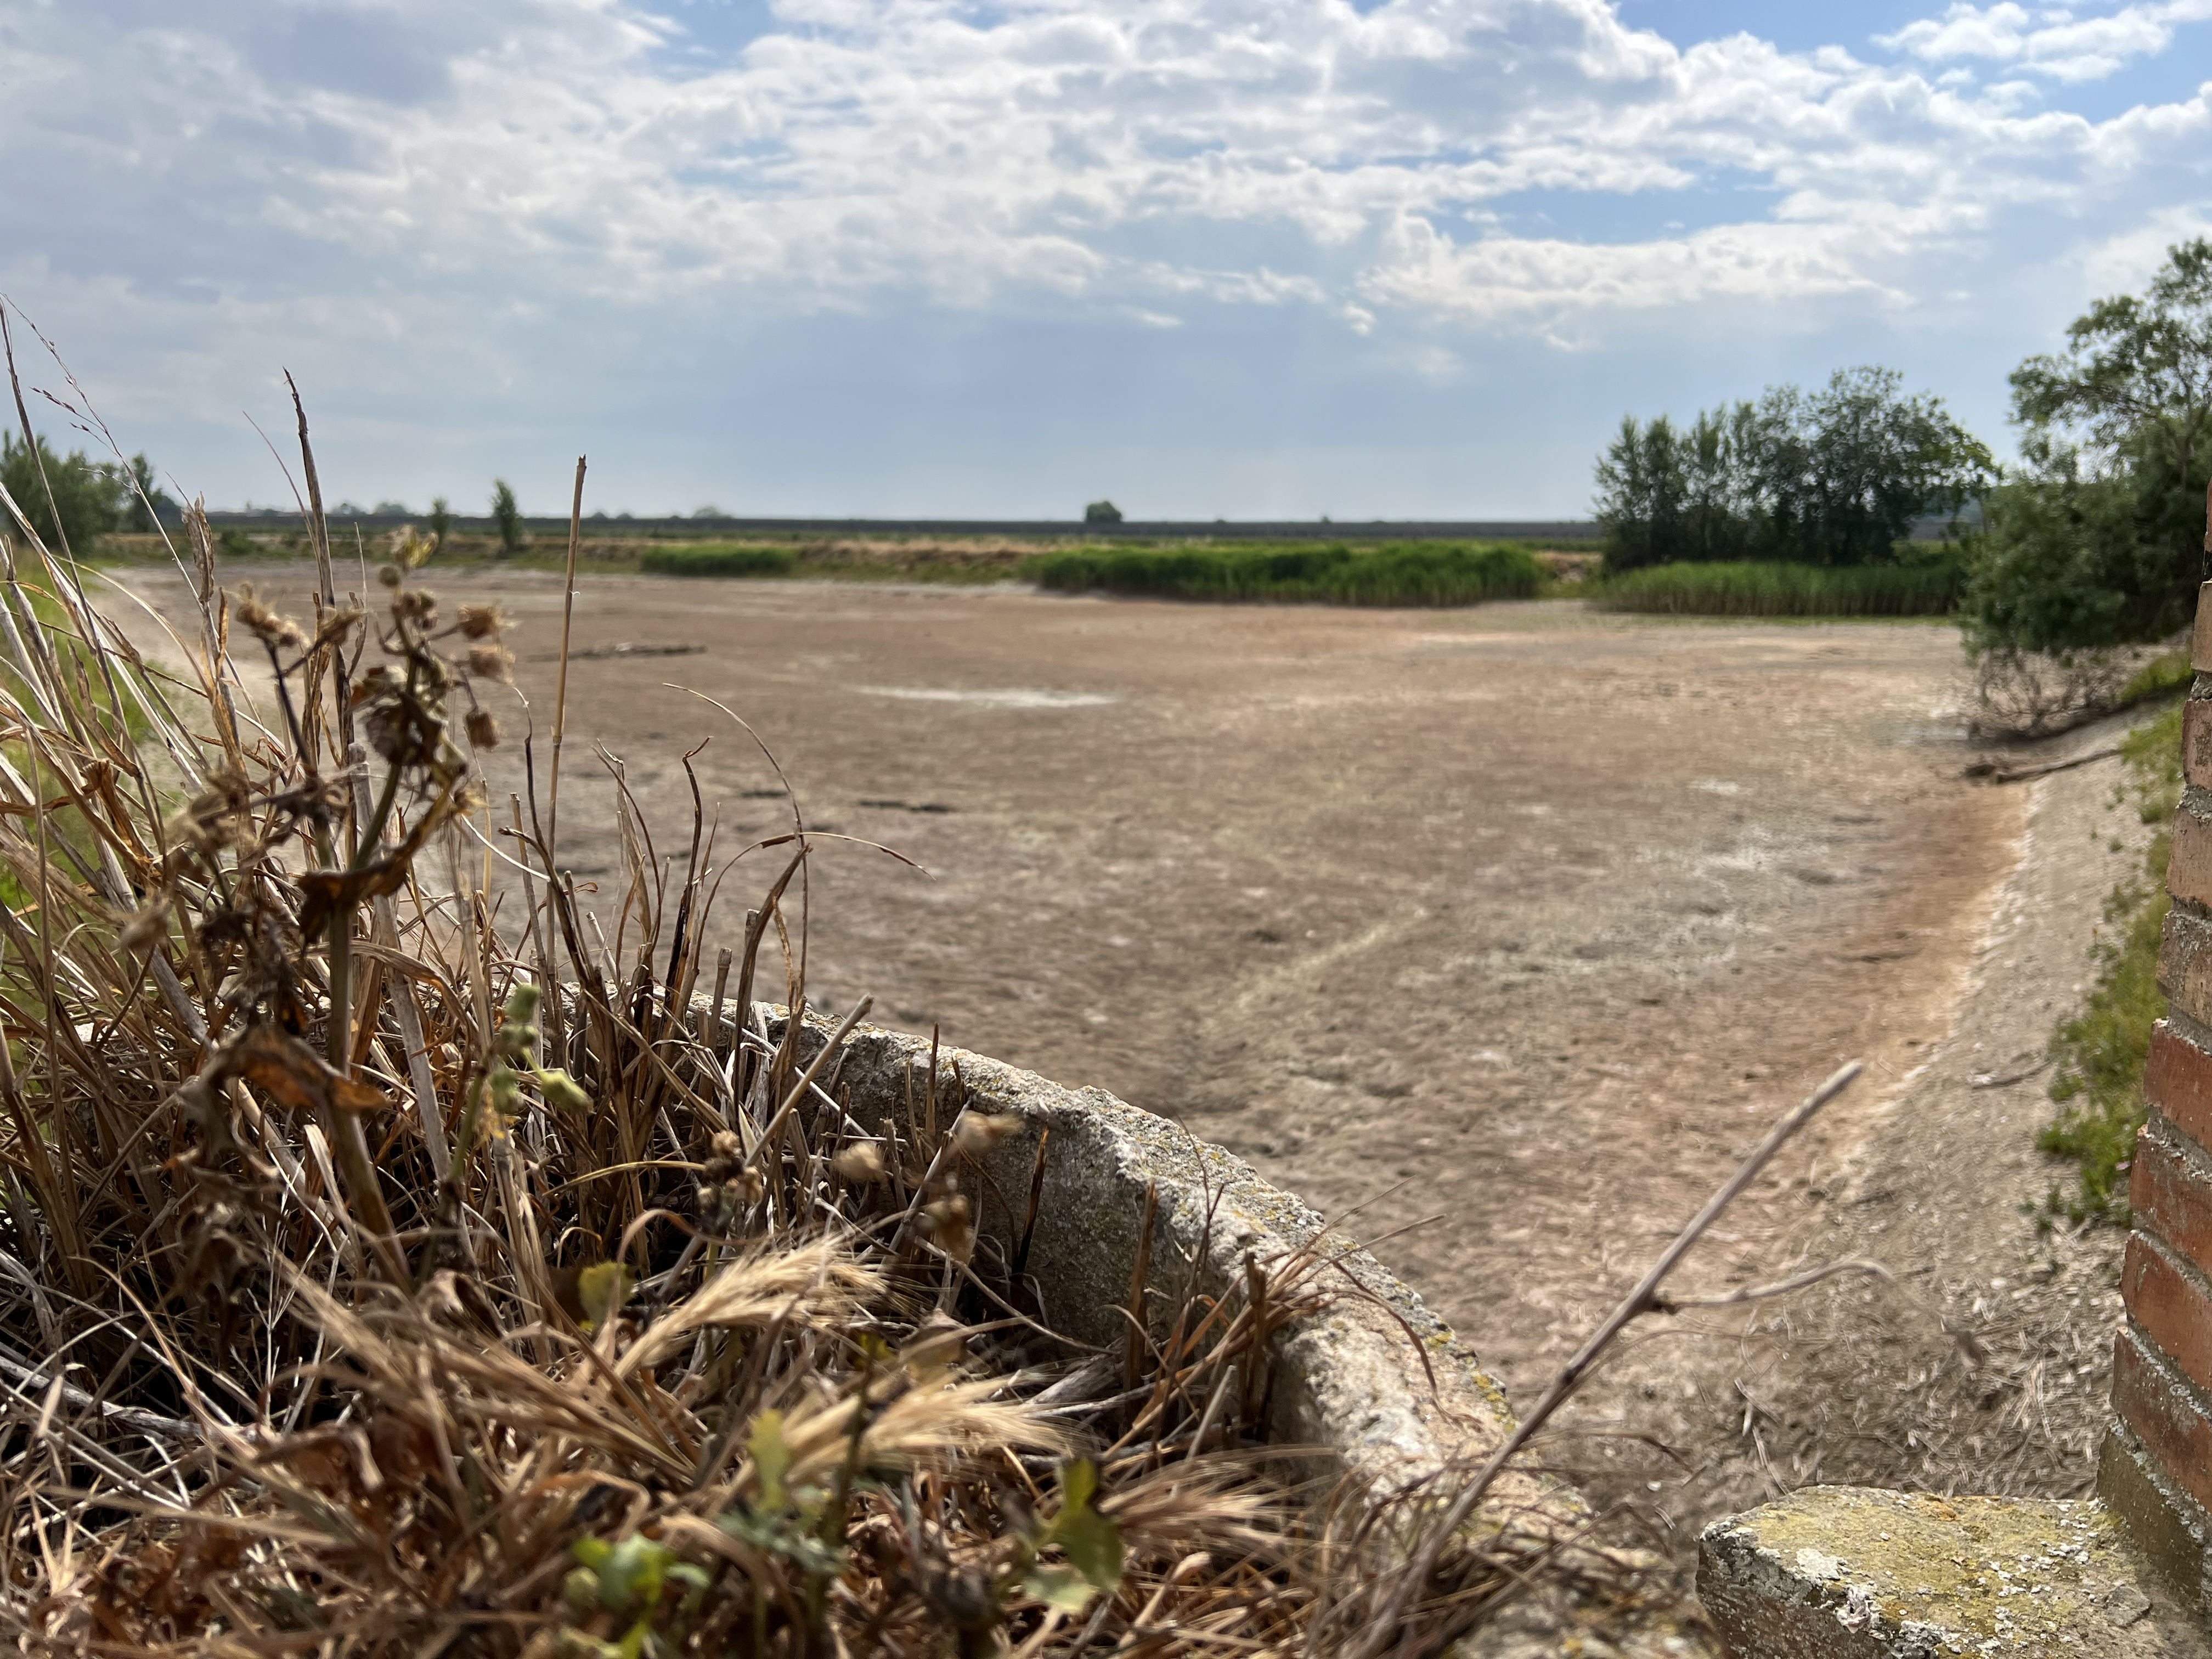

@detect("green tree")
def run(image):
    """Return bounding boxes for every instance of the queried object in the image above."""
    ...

[1595,370,1986,573]
[1965,238,2212,655]
[1593,413,1689,571]
[1084,499,1123,524]
[490,479,523,556]
[0,431,123,555]
[122,453,177,533]
[428,496,452,554]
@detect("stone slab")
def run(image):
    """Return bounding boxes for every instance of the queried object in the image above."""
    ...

[1698,1486,2205,1657]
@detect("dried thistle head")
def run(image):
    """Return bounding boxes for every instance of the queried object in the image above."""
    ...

[922,1194,974,1262]
[395,588,437,628]
[458,603,505,640]
[832,1140,887,1183]
[120,904,168,955]
[952,1112,1023,1158]
[388,526,435,569]
[466,642,515,683]
[232,585,305,651]
[464,707,499,750]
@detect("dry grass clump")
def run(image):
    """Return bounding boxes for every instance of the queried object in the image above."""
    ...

[0,360,1667,1656]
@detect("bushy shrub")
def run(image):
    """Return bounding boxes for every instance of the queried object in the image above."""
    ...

[1963,237,2212,658]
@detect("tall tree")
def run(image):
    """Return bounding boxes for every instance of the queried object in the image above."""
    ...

[1966,238,2212,654]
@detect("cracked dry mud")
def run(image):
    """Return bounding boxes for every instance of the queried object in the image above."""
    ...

[120,568,2145,1608]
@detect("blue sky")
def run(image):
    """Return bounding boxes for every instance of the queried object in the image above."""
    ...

[3,0,2209,518]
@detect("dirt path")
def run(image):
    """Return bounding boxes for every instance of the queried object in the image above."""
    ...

[1568,710,2153,1554]
[117,567,2101,1542]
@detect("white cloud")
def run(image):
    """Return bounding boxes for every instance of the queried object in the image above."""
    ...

[1877,1,2212,82]
[3,0,2210,511]
[8,0,2204,338]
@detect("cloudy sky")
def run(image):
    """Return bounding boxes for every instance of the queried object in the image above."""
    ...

[3,1,2209,519]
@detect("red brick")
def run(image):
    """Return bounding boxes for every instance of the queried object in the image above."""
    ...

[2133,1125,2212,1273]
[2124,1233,2212,1394]
[2145,1020,2212,1153]
[2113,1326,2212,1515]
[2193,582,2212,672]
[2188,699,2212,790]
[2158,921,2212,1036]
[2171,809,2212,910]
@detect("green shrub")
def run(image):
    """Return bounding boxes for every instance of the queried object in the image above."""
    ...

[639,543,798,577]
[2115,648,2193,709]
[1032,541,1541,606]
[1588,558,1963,617]
[2041,701,2183,1221]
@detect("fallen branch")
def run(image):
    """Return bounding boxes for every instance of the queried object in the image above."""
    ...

[1963,745,2119,785]
[1357,1059,1864,1659]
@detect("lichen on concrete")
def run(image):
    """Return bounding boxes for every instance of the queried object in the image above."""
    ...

[1698,1486,2205,1657]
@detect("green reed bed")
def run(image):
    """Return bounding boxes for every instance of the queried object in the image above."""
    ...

[1591,558,1964,618]
[1033,541,1543,606]
[638,540,797,576]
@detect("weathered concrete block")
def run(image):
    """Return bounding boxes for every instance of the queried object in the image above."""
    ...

[2144,1018,2212,1152]
[754,1007,1532,1503]
[1697,1486,2203,1657]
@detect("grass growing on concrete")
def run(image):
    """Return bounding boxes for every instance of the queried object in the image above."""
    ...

[1033,541,1542,606]
[1590,559,1964,618]
[2041,701,2182,1222]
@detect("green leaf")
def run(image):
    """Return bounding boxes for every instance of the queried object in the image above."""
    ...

[1058,1458,1097,1517]
[562,1567,601,1617]
[1057,1506,1124,1595]
[748,1410,790,1511]
[1022,1566,1098,1615]
[720,1505,845,1576]
[570,1536,612,1571]
[577,1262,633,1332]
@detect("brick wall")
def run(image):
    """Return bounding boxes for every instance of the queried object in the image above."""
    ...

[2108,578,2212,1609]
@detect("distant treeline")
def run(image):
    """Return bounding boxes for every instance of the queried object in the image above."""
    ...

[1032,542,1542,606]
[1593,366,1989,573]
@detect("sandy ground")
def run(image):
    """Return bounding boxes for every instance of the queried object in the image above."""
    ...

[114,566,2143,1578]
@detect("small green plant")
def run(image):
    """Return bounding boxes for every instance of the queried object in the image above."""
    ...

[2041,700,2182,1221]
[638,543,795,577]
[563,1533,710,1659]
[492,477,524,555]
